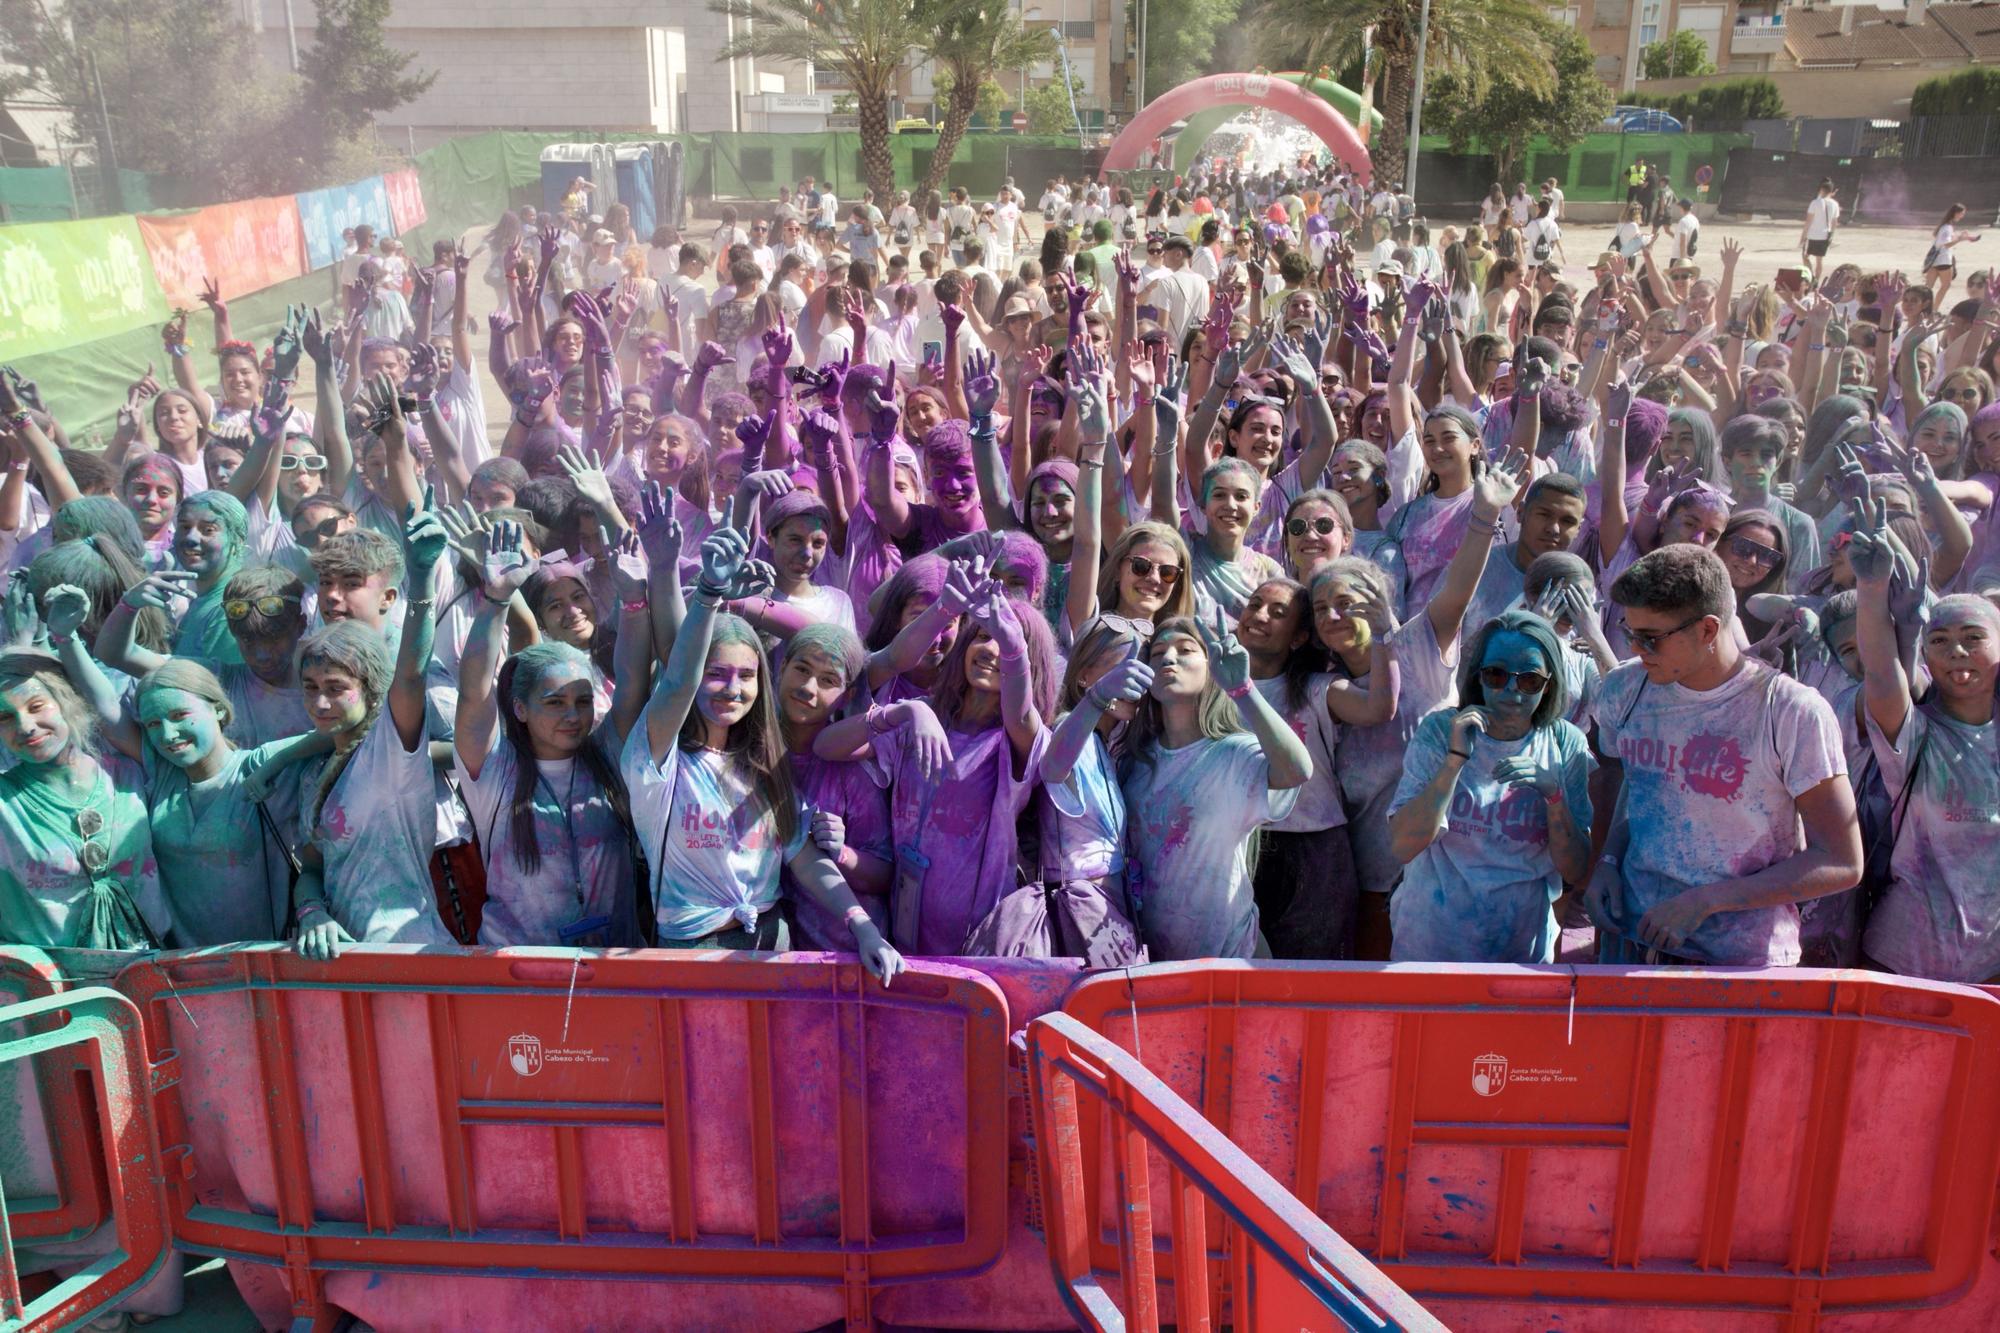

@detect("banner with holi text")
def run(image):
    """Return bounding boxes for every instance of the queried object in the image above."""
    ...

[135,193,307,309]
[297,176,395,272]
[0,216,170,361]
[384,168,426,236]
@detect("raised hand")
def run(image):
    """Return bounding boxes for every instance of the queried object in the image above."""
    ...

[1267,334,1314,385]
[1606,376,1634,425]
[1196,605,1252,693]
[199,276,225,315]
[436,501,488,567]
[968,582,1027,659]
[0,575,38,649]
[696,526,752,597]
[605,530,649,606]
[865,388,900,443]
[251,378,291,445]
[1472,447,1529,523]
[539,222,562,269]
[694,341,735,374]
[1083,639,1154,711]
[799,408,844,465]
[964,349,1001,420]
[40,584,90,643]
[636,481,685,572]
[1113,245,1140,289]
[557,444,617,513]
[941,556,993,617]
[356,372,407,448]
[123,570,199,612]
[486,309,520,343]
[1301,304,1338,368]
[1070,363,1110,440]
[403,486,449,576]
[761,312,795,374]
[1448,704,1491,755]
[406,340,441,402]
[270,306,304,382]
[479,519,535,600]
[940,299,966,341]
[738,469,795,506]
[162,311,188,352]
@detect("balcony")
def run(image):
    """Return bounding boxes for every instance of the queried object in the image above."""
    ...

[1731,15,1787,54]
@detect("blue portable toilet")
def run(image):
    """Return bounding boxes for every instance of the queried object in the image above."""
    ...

[540,144,616,218]
[612,145,657,238]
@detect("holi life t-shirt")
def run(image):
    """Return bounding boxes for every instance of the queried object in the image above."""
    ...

[1387,710,1594,963]
[1037,729,1127,882]
[1252,674,1346,833]
[143,741,293,946]
[1593,659,1846,965]
[456,741,640,948]
[1122,732,1299,961]
[784,748,894,951]
[0,756,172,948]
[621,730,809,943]
[305,717,458,946]
[874,718,1047,956]
[1861,706,2000,983]
[1337,610,1462,895]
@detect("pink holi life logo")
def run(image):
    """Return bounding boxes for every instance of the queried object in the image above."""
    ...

[1679,733,1749,802]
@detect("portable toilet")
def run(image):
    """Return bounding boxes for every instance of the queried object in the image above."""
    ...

[611,144,657,238]
[540,143,616,219]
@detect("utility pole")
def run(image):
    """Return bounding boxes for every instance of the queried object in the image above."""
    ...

[1406,0,1433,200]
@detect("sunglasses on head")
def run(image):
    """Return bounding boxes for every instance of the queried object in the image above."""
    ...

[1478,665,1551,694]
[225,594,302,622]
[1124,555,1181,584]
[1287,516,1341,538]
[279,453,327,471]
[1726,533,1782,568]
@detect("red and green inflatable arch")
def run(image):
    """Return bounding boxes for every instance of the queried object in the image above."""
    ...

[1101,70,1380,179]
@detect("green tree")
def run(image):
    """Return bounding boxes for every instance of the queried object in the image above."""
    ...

[1424,20,1612,187]
[922,2,1057,191]
[1640,30,1716,80]
[1146,0,1243,98]
[291,0,436,183]
[1253,0,1558,188]
[712,0,929,201]
[1911,66,2000,116]
[1024,74,1084,135]
[0,0,297,199]
[934,69,1015,128]
[1627,75,1783,128]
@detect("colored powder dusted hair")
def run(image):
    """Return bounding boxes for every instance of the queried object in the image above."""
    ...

[922,417,975,480]
[1250,576,1323,715]
[50,497,146,565]
[1720,508,1790,601]
[122,452,184,510]
[135,659,237,746]
[1097,521,1198,623]
[1654,483,1732,551]
[1524,550,1596,601]
[1967,401,2000,473]
[1457,610,1570,729]
[930,588,1059,728]
[1620,397,1671,483]
[1309,557,1396,658]
[864,553,951,654]
[763,488,833,543]
[223,564,307,644]
[1199,456,1263,507]
[524,562,615,679]
[26,538,169,653]
[938,529,1050,608]
[784,622,866,693]
[1120,616,1242,777]
[1803,395,1868,473]
[1907,399,1968,479]
[1418,404,1485,495]
[497,642,632,876]
[0,651,98,758]
[298,620,394,826]
[178,490,250,569]
[1657,408,1721,484]
[681,613,798,849]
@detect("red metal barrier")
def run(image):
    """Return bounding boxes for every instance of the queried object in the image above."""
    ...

[115,946,1012,1332]
[0,947,108,1246]
[1060,962,2000,1330]
[1028,1010,1447,1332]
[0,987,172,1331]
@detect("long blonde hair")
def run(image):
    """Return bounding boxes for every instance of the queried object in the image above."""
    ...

[1097,521,1197,622]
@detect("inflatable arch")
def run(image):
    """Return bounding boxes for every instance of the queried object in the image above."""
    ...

[1101,72,1374,180]
[1170,72,1383,174]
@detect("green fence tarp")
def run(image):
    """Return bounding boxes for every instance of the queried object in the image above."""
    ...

[0,216,169,361]
[1412,130,1747,203]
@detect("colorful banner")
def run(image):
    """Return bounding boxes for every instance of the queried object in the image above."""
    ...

[384,168,427,235]
[135,194,307,309]
[0,216,169,361]
[297,176,396,272]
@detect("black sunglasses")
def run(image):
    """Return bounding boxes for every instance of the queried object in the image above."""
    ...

[1477,665,1551,694]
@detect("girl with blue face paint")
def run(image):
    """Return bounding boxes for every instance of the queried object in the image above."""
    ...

[1385,611,1595,963]
[37,588,324,946]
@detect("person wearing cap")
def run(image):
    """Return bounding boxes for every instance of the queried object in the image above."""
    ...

[1139,234,1212,347]
[584,228,623,289]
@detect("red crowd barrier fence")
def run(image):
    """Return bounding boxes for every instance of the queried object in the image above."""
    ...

[1027,1010,1445,1332]
[1057,962,2000,1330]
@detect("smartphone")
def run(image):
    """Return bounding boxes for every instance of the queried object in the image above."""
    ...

[1775,267,1806,297]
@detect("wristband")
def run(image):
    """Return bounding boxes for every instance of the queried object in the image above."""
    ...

[1077,457,1105,470]
[620,596,649,614]
[1599,853,1620,869]
[1592,339,1609,351]
[844,905,871,926]
[1544,786,1566,805]
[168,343,190,358]
[482,590,512,606]
[2,409,29,433]
[1809,343,1826,352]
[296,899,331,924]
[1223,680,1253,700]
[1466,516,1496,534]
[1607,416,1624,428]
[1447,748,1471,761]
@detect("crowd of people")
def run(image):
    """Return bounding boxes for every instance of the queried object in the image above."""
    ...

[0,155,1996,985]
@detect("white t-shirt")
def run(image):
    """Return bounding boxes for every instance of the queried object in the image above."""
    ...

[1140,267,1211,347]
[1674,211,1701,258]
[664,274,711,352]
[620,729,807,941]
[1805,195,1840,241]
[1593,659,1846,965]
[1037,731,1126,882]
[1123,732,1298,960]
[776,582,857,635]
[306,717,458,945]
[1387,710,1594,963]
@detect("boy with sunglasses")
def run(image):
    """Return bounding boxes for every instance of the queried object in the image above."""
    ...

[1586,545,1860,966]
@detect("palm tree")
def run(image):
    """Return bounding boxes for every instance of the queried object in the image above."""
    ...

[711,0,930,201]
[921,1,1058,195]
[1253,0,1555,186]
